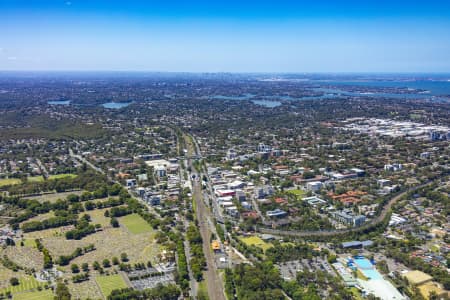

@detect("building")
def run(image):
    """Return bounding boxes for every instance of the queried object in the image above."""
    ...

[332,210,366,227]
[126,179,137,188]
[306,181,322,192]
[403,270,448,300]
[266,209,288,218]
[257,143,272,153]
[155,165,166,177]
[384,163,403,172]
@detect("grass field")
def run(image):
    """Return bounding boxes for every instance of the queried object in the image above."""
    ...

[0,178,21,187]
[119,213,153,234]
[96,274,128,298]
[288,189,307,199]
[13,289,53,300]
[27,176,45,183]
[240,236,273,252]
[0,275,45,295]
[48,174,77,180]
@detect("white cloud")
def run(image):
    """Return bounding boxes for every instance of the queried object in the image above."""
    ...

[7,56,17,61]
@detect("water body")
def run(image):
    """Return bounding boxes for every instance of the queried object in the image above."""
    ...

[48,100,71,105]
[102,102,131,109]
[251,100,281,107]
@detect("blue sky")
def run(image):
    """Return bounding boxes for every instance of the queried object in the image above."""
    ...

[1,0,450,72]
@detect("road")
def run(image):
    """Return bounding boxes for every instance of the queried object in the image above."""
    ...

[184,133,226,300]
[69,148,105,175]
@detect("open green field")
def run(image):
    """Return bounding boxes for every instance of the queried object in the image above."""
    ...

[13,289,53,300]
[119,213,153,234]
[240,236,273,252]
[288,189,307,198]
[48,173,77,180]
[0,276,45,295]
[0,178,21,187]
[27,176,45,183]
[96,274,128,298]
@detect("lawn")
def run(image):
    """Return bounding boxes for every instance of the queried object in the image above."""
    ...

[0,275,45,295]
[96,274,128,298]
[0,178,21,187]
[48,174,77,180]
[13,289,53,300]
[288,189,307,199]
[240,236,273,252]
[27,176,45,183]
[119,213,153,234]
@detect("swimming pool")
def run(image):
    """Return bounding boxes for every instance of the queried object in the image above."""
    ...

[354,258,373,269]
[354,258,383,280]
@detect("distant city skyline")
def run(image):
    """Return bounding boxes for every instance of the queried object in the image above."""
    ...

[1,0,450,72]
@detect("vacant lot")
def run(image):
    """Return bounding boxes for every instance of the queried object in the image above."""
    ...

[240,236,273,253]
[0,178,21,187]
[13,289,53,300]
[96,274,128,298]
[120,213,153,234]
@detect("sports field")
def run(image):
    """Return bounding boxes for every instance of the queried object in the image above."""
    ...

[96,274,128,298]
[119,213,153,234]
[13,289,53,300]
[240,236,273,252]
[0,276,45,295]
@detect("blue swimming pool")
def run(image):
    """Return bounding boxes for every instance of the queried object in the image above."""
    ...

[354,258,383,280]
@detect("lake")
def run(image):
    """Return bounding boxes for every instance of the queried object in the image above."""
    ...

[102,102,132,109]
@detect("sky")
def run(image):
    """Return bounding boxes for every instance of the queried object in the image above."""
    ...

[1,0,450,72]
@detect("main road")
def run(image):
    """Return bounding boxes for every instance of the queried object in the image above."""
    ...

[184,133,226,300]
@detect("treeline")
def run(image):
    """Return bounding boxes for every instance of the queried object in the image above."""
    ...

[65,215,99,240]
[225,262,284,300]
[21,215,77,232]
[266,242,322,262]
[186,223,206,281]
[6,169,109,195]
[35,239,53,269]
[108,284,180,300]
[282,269,353,300]
[57,244,95,266]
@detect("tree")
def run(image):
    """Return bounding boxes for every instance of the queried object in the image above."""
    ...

[71,264,80,273]
[110,217,119,228]
[120,252,128,262]
[112,257,119,265]
[10,277,19,286]
[102,259,111,268]
[55,282,71,300]
[81,263,89,272]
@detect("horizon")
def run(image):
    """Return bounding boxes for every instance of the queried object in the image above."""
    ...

[1,0,450,72]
